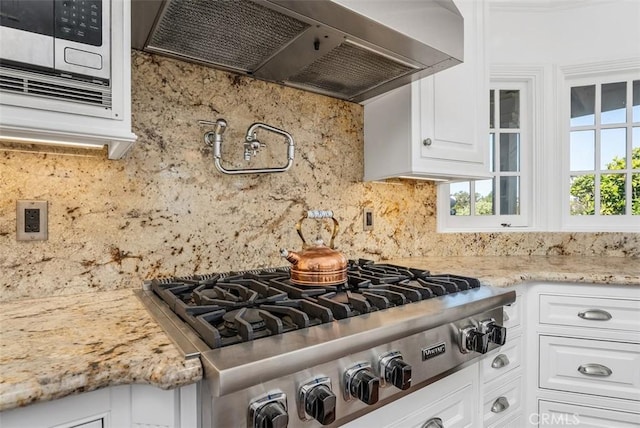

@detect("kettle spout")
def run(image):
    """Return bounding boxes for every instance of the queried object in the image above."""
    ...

[280,248,300,265]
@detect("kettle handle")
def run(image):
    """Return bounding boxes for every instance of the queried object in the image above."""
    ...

[296,210,340,249]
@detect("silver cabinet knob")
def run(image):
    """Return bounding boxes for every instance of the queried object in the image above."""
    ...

[422,138,432,146]
[491,353,510,369]
[491,396,510,413]
[578,363,612,377]
[578,309,612,321]
[422,417,444,428]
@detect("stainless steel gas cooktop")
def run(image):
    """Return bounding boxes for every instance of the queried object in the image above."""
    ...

[139,259,515,427]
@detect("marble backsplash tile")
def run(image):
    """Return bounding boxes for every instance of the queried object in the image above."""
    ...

[0,52,637,301]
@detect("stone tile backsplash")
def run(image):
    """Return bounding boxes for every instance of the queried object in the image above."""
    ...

[0,52,637,301]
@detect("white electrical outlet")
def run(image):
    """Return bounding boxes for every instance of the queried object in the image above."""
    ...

[16,200,48,241]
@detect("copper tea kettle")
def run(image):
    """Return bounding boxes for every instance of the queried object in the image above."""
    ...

[280,210,348,286]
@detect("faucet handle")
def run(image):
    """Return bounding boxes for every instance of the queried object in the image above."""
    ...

[198,119,227,135]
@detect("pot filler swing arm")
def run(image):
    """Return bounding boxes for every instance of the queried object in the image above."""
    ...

[199,118,295,174]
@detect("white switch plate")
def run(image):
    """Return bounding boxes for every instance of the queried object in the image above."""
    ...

[16,200,48,241]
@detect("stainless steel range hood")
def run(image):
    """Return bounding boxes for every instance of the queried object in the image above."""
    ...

[131,0,464,103]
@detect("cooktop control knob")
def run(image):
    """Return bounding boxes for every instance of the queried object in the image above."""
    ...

[480,318,507,346]
[298,377,336,425]
[249,391,288,428]
[379,351,412,390]
[459,325,489,354]
[344,362,380,405]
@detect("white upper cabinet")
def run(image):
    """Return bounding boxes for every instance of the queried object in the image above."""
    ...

[364,0,489,181]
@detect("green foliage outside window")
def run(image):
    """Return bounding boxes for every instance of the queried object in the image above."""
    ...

[570,147,640,215]
[451,189,494,216]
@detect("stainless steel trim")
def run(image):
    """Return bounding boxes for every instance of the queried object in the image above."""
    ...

[578,309,612,321]
[578,363,613,377]
[135,290,205,359]
[200,287,515,396]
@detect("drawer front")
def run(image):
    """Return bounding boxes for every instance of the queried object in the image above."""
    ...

[539,335,640,401]
[489,414,523,428]
[539,294,640,332]
[483,375,522,427]
[387,383,474,428]
[343,363,477,428]
[538,400,640,427]
[481,334,522,384]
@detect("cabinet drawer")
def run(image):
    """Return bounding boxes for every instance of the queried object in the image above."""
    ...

[488,414,523,428]
[538,400,640,427]
[539,335,640,401]
[483,375,522,427]
[539,294,640,332]
[343,364,477,428]
[481,334,522,384]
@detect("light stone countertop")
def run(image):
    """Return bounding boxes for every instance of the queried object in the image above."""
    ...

[387,255,640,287]
[0,289,202,412]
[0,256,638,412]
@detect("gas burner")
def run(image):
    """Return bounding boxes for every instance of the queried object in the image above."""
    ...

[223,308,266,332]
[150,263,482,348]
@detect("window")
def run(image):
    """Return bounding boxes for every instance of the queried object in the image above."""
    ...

[562,70,640,231]
[439,63,639,233]
[439,78,532,231]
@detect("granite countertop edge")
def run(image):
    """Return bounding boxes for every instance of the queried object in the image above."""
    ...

[0,289,203,413]
[1,256,638,412]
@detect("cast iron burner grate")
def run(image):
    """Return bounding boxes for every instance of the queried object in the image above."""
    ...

[149,259,481,348]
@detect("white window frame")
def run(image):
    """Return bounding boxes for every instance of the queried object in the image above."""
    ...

[438,66,542,232]
[557,59,640,232]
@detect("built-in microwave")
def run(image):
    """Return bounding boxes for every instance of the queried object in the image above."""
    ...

[0,0,135,158]
[0,0,110,82]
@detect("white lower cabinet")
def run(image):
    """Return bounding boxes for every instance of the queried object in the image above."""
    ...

[344,363,479,428]
[0,387,128,428]
[527,283,640,428]
[479,286,524,427]
[0,384,198,428]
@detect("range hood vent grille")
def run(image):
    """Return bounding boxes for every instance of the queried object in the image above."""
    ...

[148,0,310,71]
[287,42,416,99]
[0,66,111,109]
[132,0,464,103]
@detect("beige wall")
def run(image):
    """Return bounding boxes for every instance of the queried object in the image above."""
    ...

[0,52,637,301]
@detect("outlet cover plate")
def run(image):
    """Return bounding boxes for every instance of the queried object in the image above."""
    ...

[17,200,48,241]
[363,208,374,231]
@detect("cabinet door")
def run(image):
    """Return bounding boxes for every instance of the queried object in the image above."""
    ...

[417,0,488,173]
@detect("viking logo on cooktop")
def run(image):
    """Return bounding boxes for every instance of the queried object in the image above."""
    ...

[421,342,446,361]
